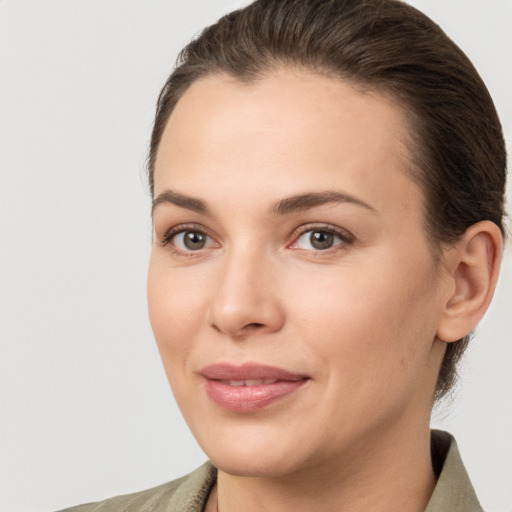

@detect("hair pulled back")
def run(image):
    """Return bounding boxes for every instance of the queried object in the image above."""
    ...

[148,0,507,400]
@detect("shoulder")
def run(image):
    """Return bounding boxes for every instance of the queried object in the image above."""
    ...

[56,462,216,512]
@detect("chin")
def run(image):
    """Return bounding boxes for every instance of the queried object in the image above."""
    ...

[193,423,321,478]
[210,451,304,478]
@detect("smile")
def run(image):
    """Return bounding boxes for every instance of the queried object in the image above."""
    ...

[220,379,279,386]
[200,363,310,412]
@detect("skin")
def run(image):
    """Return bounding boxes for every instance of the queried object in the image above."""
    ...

[147,69,501,512]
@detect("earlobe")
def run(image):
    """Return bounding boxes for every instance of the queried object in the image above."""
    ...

[436,221,503,343]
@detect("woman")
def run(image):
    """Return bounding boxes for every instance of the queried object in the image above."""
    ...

[58,0,505,510]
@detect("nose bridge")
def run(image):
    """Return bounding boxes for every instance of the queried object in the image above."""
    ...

[208,240,283,336]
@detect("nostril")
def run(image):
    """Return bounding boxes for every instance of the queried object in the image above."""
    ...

[246,323,265,330]
[210,322,264,333]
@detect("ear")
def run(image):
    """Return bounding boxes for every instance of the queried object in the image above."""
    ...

[436,221,503,343]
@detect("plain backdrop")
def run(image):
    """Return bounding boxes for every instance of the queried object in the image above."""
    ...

[1,1,511,511]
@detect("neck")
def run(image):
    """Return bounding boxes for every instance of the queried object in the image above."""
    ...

[212,422,436,512]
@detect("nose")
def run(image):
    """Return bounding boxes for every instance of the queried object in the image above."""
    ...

[207,249,285,338]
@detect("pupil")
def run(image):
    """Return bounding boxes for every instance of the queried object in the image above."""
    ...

[310,231,333,250]
[184,231,205,250]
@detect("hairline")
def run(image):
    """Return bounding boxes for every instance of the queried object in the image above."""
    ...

[149,63,451,261]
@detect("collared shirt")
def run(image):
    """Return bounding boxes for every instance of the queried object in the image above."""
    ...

[426,430,482,511]
[58,430,482,512]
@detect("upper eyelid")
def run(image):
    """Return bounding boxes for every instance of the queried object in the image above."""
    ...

[289,223,355,242]
[157,221,354,247]
[286,226,355,256]
[162,223,210,237]
[158,223,214,246]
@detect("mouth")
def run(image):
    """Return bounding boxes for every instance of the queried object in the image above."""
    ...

[217,378,281,386]
[200,363,310,412]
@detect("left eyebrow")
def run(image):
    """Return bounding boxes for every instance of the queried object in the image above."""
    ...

[272,191,377,215]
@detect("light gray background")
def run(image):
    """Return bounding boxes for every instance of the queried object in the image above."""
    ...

[1,1,511,511]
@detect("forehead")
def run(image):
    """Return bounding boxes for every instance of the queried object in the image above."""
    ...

[154,69,422,219]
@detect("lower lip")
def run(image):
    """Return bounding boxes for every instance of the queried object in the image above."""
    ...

[204,379,308,412]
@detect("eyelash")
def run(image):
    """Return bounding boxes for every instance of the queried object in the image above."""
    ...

[159,223,216,257]
[288,224,355,254]
[158,223,355,256]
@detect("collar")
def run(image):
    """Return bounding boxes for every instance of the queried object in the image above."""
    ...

[168,430,482,512]
[425,430,482,512]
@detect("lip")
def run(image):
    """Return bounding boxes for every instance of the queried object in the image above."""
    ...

[200,363,310,412]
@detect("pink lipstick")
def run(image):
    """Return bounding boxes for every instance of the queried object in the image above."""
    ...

[200,363,309,412]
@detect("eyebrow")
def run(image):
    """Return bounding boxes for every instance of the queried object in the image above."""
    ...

[152,190,210,216]
[272,191,376,215]
[152,189,376,216]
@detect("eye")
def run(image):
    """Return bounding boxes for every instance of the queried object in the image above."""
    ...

[174,230,211,250]
[161,226,217,253]
[291,227,353,252]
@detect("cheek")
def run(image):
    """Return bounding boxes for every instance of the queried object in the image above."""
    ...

[147,255,207,368]
[291,255,440,388]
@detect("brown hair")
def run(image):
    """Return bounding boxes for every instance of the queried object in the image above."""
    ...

[147,0,507,400]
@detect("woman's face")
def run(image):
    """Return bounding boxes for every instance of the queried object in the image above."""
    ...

[148,70,449,477]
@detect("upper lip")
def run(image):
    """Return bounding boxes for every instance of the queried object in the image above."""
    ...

[200,363,309,381]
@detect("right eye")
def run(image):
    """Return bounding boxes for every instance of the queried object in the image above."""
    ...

[163,227,217,253]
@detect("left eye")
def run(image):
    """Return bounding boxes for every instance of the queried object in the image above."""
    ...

[293,229,345,251]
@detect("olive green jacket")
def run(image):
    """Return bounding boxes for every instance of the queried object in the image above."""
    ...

[58,430,482,512]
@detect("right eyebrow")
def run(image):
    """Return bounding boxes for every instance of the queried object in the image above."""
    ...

[152,189,210,216]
